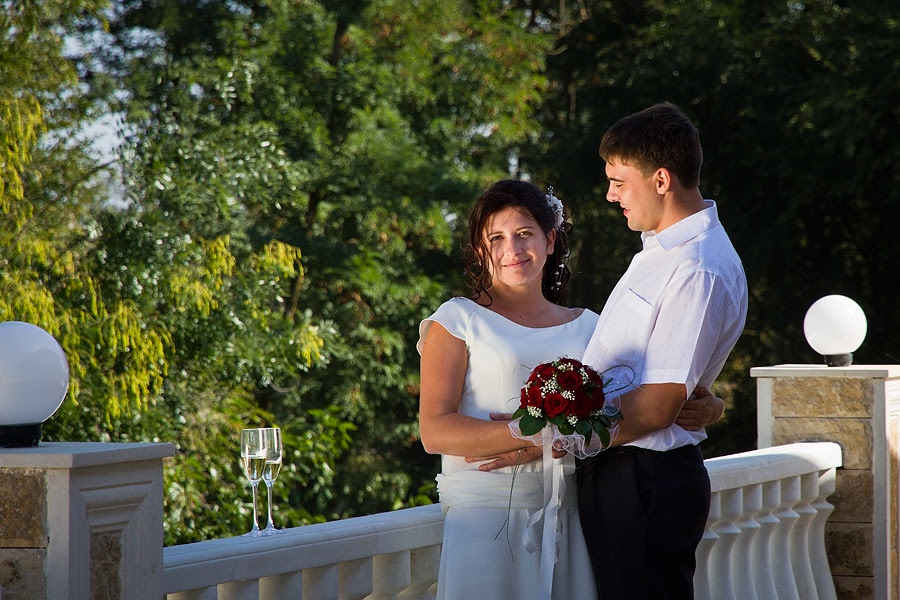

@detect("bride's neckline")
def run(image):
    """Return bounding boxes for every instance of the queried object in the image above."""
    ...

[462,297,586,330]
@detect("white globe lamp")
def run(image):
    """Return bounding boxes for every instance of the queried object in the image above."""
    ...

[803,295,868,367]
[0,321,70,447]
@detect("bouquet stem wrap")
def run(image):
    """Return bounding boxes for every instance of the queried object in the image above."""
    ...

[508,358,630,598]
[539,428,563,600]
[519,429,568,600]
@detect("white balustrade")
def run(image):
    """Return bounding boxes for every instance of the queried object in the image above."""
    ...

[161,505,443,600]
[0,441,842,599]
[160,441,842,600]
[696,442,843,600]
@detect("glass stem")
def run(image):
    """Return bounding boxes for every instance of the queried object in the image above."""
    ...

[250,482,260,533]
[265,481,275,529]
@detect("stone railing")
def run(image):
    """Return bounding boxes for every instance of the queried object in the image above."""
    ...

[0,442,173,599]
[697,442,841,600]
[6,363,898,599]
[158,442,841,600]
[164,504,443,600]
[753,365,900,598]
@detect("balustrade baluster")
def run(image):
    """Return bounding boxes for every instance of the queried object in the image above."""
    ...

[372,551,411,600]
[809,468,838,600]
[302,564,340,600]
[399,544,440,600]
[772,476,802,599]
[732,483,762,600]
[338,557,374,600]
[167,588,217,600]
[693,491,720,600]
[260,571,303,599]
[750,480,781,600]
[789,472,823,599]
[709,488,742,600]
[219,579,258,600]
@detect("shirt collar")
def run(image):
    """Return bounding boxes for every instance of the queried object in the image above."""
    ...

[640,200,719,251]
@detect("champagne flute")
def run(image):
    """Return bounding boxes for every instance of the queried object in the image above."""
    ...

[240,428,267,537]
[261,427,284,535]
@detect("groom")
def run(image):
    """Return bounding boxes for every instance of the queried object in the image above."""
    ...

[575,102,748,599]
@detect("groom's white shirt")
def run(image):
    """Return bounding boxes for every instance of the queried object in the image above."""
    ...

[582,200,748,452]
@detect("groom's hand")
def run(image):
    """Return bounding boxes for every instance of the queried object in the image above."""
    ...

[675,386,725,431]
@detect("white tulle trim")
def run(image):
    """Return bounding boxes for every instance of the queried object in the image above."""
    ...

[508,419,620,459]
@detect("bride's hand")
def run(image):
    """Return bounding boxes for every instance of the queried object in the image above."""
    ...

[466,446,542,471]
[675,386,725,431]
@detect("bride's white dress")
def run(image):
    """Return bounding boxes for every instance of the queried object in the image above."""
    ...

[418,297,599,600]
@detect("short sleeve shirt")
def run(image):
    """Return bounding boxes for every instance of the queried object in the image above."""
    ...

[581,200,748,451]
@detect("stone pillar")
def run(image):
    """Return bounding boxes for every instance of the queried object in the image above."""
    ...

[752,365,900,600]
[0,442,175,600]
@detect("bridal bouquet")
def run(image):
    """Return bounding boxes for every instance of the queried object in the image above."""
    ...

[509,357,627,458]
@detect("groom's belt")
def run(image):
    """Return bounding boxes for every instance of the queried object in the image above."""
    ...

[575,444,640,467]
[575,443,699,468]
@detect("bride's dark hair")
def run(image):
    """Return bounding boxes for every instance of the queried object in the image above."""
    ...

[463,179,572,306]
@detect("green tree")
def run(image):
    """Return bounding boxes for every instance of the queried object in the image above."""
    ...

[12,0,893,546]
[2,0,346,544]
[1,0,173,425]
[93,0,556,539]
[527,0,899,456]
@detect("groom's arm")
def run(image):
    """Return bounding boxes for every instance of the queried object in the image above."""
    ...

[605,382,687,446]
[470,384,681,470]
[473,386,722,470]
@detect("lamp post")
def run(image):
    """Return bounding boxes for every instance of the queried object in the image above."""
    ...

[0,321,70,447]
[802,294,868,367]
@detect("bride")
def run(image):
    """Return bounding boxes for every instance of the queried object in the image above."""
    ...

[418,180,596,599]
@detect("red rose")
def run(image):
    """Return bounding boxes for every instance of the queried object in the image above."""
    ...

[544,392,567,418]
[519,387,529,408]
[534,363,556,381]
[590,386,606,411]
[557,369,583,392]
[586,367,604,387]
[572,394,593,419]
[526,384,543,407]
[558,357,581,370]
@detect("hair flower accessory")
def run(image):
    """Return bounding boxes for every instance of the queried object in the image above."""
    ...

[546,186,564,229]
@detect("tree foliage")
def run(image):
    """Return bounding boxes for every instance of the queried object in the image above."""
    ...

[527,0,899,456]
[1,0,171,422]
[86,0,556,541]
[2,0,896,545]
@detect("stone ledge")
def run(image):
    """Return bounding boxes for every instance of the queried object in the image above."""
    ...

[0,442,175,469]
[751,364,900,379]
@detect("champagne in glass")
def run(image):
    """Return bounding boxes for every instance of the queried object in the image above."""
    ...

[261,427,284,535]
[240,428,267,537]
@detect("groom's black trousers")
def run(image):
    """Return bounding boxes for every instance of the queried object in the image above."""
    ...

[576,444,710,600]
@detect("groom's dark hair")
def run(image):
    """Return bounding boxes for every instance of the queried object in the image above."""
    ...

[600,102,703,190]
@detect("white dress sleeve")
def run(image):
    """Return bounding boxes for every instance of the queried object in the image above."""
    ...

[416,298,472,355]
